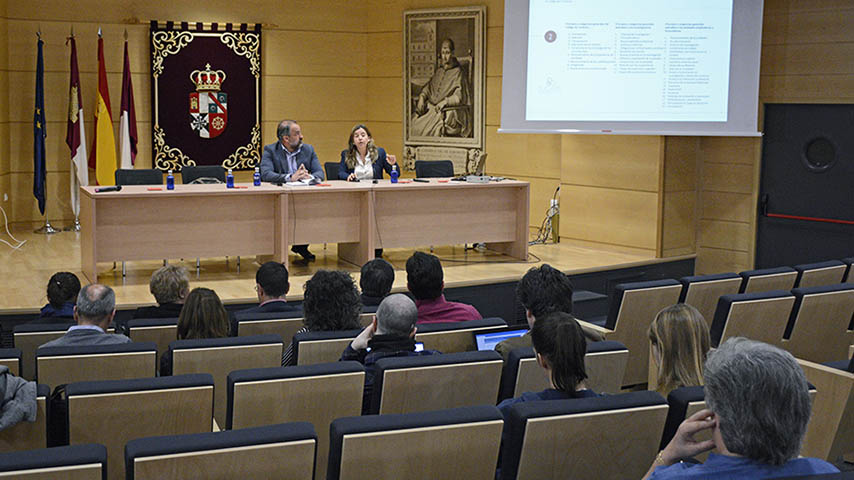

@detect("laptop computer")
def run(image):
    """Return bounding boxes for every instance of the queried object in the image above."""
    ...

[474,326,528,351]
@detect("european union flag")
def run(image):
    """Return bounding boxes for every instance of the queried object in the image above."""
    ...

[33,35,46,215]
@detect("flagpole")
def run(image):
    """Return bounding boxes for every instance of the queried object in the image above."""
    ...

[64,25,81,232]
[33,28,58,235]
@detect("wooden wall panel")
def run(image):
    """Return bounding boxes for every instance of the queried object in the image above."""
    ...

[366,32,402,76]
[663,137,698,192]
[696,247,750,276]
[700,192,754,224]
[702,163,754,195]
[701,137,760,165]
[366,77,402,124]
[263,31,366,77]
[763,4,854,45]
[661,190,695,256]
[262,77,367,123]
[560,135,662,192]
[559,185,658,251]
[698,219,751,253]
[486,128,561,179]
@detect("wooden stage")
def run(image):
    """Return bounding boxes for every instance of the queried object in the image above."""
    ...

[0,227,686,313]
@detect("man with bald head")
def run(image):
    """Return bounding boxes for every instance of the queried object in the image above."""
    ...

[39,284,131,348]
[340,293,440,413]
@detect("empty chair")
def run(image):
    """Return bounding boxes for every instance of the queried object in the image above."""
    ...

[0,384,48,452]
[843,257,854,283]
[13,323,73,380]
[36,342,157,387]
[324,161,339,181]
[500,390,668,480]
[659,386,707,451]
[127,318,178,359]
[0,348,22,376]
[125,422,317,480]
[0,443,107,479]
[414,159,454,178]
[739,266,798,293]
[798,358,854,463]
[115,168,162,186]
[64,374,214,480]
[710,290,795,348]
[498,341,629,401]
[165,334,283,428]
[234,310,304,339]
[328,405,503,480]
[369,350,503,415]
[794,260,847,288]
[227,362,365,480]
[678,273,742,327]
[293,329,362,366]
[180,165,225,183]
[783,283,854,363]
[577,279,682,386]
[414,317,508,353]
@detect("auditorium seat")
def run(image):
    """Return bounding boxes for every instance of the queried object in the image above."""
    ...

[414,159,454,178]
[227,362,364,480]
[794,260,847,288]
[165,334,283,428]
[369,350,503,415]
[234,310,303,338]
[499,390,668,480]
[797,358,854,463]
[324,161,339,181]
[127,318,178,358]
[739,266,798,293]
[180,165,225,183]
[328,405,503,480]
[0,384,48,452]
[292,328,362,366]
[0,444,107,479]
[678,272,742,327]
[710,290,795,348]
[62,374,214,480]
[576,279,682,387]
[783,283,854,363]
[414,317,508,353]
[36,342,157,388]
[843,257,854,283]
[125,422,317,480]
[498,341,628,402]
[13,323,73,380]
[0,347,22,376]
[114,168,162,186]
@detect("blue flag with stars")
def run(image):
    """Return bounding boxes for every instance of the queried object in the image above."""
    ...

[33,35,47,215]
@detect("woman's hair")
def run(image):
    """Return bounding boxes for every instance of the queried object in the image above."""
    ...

[149,265,190,305]
[344,124,379,169]
[303,270,362,331]
[531,311,588,393]
[648,303,711,396]
[46,272,81,308]
[177,287,229,340]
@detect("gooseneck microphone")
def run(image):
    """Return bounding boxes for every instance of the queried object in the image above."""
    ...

[94,185,123,193]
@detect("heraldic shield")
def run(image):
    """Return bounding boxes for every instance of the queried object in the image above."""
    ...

[189,63,227,138]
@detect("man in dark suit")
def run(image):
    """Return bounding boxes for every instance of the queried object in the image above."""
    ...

[38,284,131,348]
[240,262,301,315]
[260,119,325,261]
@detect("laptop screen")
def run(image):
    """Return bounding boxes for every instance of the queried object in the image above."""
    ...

[475,328,528,351]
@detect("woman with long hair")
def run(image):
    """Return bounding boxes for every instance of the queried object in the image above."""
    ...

[648,303,711,397]
[161,287,229,376]
[338,124,397,182]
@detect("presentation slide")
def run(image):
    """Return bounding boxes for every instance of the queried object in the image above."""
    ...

[526,0,733,122]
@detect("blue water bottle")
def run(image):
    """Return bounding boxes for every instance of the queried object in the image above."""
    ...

[166,170,174,190]
[253,166,261,186]
[390,165,399,184]
[226,168,235,188]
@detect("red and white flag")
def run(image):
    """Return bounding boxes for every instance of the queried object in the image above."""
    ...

[118,34,137,169]
[65,34,88,217]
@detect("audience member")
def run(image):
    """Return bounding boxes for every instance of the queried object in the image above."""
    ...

[281,270,362,366]
[643,337,839,479]
[406,251,481,323]
[340,293,440,413]
[239,262,300,315]
[0,366,37,431]
[648,303,710,397]
[38,284,130,348]
[160,287,230,376]
[133,265,189,319]
[34,271,81,323]
[360,258,395,312]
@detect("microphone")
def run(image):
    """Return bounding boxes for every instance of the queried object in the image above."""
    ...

[94,185,123,193]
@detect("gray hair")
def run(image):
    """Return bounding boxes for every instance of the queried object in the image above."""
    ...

[76,284,116,321]
[704,337,811,465]
[277,119,297,140]
[376,294,418,336]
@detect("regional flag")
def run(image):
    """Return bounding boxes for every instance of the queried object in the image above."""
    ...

[118,35,137,169]
[33,35,47,215]
[66,34,88,218]
[89,31,117,186]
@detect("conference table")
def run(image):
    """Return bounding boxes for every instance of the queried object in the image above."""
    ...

[79,179,529,281]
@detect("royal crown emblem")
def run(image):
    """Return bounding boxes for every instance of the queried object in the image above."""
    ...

[189,63,228,138]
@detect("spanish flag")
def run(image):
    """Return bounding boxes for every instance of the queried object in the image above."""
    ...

[89,30,117,186]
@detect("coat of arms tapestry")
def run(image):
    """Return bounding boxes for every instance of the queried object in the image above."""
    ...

[150,21,261,171]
